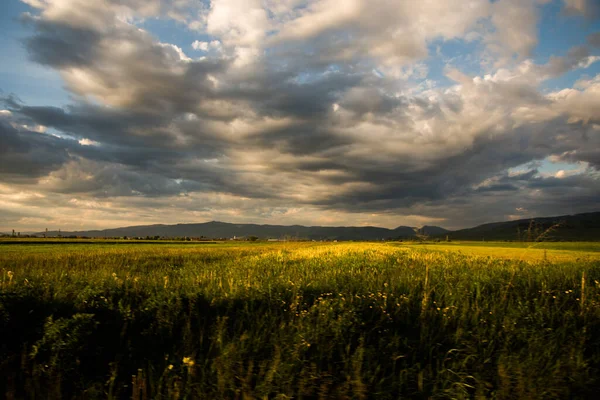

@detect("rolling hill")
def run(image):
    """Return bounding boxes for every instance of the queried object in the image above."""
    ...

[31,212,600,241]
[445,212,600,241]
[39,221,448,241]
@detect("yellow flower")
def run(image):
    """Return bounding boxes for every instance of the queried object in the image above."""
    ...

[168,364,173,370]
[182,357,195,367]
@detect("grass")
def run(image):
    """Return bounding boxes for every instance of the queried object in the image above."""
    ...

[406,241,600,252]
[1,241,600,399]
[395,241,600,262]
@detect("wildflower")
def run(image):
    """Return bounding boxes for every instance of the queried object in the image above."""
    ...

[182,357,195,367]
[168,364,173,370]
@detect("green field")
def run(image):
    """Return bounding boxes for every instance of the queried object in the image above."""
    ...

[2,241,600,399]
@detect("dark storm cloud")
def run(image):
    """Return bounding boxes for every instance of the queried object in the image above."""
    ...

[44,161,212,197]
[0,119,72,180]
[2,96,270,199]
[4,95,234,162]
[543,46,599,78]
[245,123,353,156]
[22,16,102,68]
[215,67,362,121]
[6,83,598,216]
[474,183,518,193]
[282,117,597,215]
[548,123,600,169]
[1,96,225,196]
[375,166,600,229]
[558,150,600,169]
[17,104,182,151]
[4,96,162,143]
[519,174,600,213]
[338,87,404,117]
[255,75,352,118]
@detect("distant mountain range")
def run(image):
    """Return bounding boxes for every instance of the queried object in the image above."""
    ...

[37,222,448,241]
[29,211,600,241]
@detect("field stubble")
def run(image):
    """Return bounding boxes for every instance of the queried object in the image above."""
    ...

[1,242,600,399]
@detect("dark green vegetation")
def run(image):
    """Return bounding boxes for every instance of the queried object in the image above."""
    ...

[2,242,600,399]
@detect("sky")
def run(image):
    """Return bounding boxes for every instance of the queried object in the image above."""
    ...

[1,0,600,232]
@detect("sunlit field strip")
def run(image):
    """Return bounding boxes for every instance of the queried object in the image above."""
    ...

[395,242,600,262]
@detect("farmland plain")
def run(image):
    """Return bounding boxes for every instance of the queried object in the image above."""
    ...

[1,240,600,399]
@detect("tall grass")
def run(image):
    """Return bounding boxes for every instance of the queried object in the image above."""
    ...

[1,242,600,399]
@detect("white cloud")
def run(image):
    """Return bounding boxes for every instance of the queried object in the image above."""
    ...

[191,40,222,52]
[206,0,269,47]
[158,42,191,62]
[271,0,490,66]
[78,138,99,146]
[192,40,209,51]
[548,74,600,123]
[20,0,47,8]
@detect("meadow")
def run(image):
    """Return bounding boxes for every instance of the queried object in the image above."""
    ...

[1,241,600,399]
[395,241,600,262]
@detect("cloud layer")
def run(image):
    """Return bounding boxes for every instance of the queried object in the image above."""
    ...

[1,0,600,231]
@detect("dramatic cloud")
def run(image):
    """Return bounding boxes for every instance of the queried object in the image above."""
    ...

[1,0,599,231]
